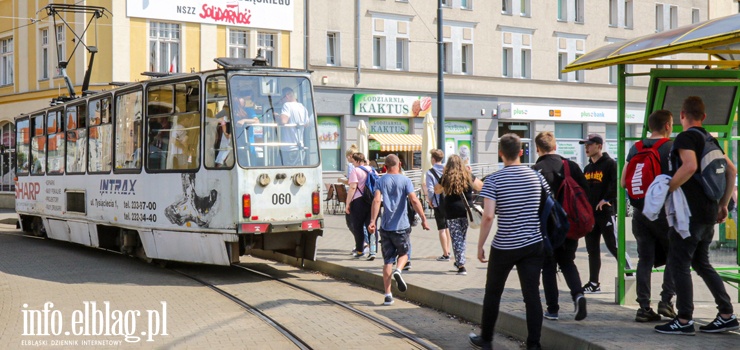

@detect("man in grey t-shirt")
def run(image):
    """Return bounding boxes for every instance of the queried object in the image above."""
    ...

[368,154,428,306]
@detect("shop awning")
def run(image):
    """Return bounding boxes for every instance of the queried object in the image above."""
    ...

[369,134,422,152]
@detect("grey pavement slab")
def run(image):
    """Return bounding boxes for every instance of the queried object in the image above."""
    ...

[286,212,740,350]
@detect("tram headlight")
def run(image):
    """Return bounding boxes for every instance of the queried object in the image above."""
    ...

[242,194,251,218]
[293,173,306,187]
[258,173,271,187]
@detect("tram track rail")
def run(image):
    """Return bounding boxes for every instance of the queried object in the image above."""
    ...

[169,268,313,350]
[232,263,436,350]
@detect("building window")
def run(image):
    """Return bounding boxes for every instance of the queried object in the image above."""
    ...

[441,0,450,7]
[40,29,49,80]
[520,0,530,16]
[443,42,452,73]
[692,8,700,24]
[520,49,530,79]
[461,0,471,10]
[656,4,664,32]
[625,0,634,28]
[396,38,407,70]
[327,32,339,65]
[503,48,512,77]
[669,5,678,29]
[228,29,248,59]
[0,37,12,86]
[54,25,65,77]
[257,32,275,66]
[575,0,584,23]
[149,22,180,73]
[462,44,472,74]
[609,0,618,26]
[574,54,583,82]
[373,36,384,68]
[557,0,566,20]
[502,0,512,15]
[558,53,567,81]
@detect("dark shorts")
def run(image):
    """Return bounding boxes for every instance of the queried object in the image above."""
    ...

[380,228,411,265]
[433,207,448,230]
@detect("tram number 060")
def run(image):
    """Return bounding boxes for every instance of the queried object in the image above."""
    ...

[272,193,292,205]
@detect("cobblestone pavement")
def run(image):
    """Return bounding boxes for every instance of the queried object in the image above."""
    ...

[0,217,521,350]
[285,213,740,350]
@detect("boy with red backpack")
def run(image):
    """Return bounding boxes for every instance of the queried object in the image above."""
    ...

[621,110,677,323]
[533,132,590,321]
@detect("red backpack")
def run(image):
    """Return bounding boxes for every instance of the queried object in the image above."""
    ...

[558,160,594,240]
[624,138,669,207]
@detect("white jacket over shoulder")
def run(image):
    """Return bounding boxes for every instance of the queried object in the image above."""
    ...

[642,174,691,239]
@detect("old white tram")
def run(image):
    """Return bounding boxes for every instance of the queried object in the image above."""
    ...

[15,57,324,265]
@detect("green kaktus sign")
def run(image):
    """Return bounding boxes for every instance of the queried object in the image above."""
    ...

[354,94,432,117]
[369,118,409,134]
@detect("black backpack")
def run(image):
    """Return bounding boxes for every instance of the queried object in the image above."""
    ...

[687,128,727,201]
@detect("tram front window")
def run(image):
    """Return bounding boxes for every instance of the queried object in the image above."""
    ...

[229,76,319,168]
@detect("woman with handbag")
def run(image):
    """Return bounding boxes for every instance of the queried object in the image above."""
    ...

[435,154,483,275]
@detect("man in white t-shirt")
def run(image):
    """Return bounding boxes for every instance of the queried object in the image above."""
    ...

[277,88,309,165]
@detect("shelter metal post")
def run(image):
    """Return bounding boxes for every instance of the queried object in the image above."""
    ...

[617,64,627,305]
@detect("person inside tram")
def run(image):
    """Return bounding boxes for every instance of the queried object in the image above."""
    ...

[232,89,261,166]
[214,103,232,167]
[276,87,309,166]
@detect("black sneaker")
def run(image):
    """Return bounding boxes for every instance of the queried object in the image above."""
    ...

[352,251,364,259]
[436,255,450,261]
[403,262,411,271]
[658,301,677,319]
[457,266,467,275]
[468,333,492,350]
[367,254,376,261]
[655,318,695,335]
[583,282,601,293]
[699,314,740,333]
[393,269,407,292]
[574,295,587,321]
[543,311,559,320]
[636,307,662,322]
[383,295,394,306]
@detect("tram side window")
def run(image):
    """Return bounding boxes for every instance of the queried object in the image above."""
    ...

[30,114,45,175]
[114,90,143,171]
[66,104,87,174]
[204,75,232,169]
[88,97,112,173]
[46,109,64,175]
[16,118,30,175]
[146,80,201,171]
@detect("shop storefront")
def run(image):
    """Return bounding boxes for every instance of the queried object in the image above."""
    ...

[497,103,643,166]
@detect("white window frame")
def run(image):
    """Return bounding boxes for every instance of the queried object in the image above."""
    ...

[441,0,451,7]
[520,0,530,16]
[443,42,452,73]
[557,0,566,21]
[558,53,567,81]
[625,0,634,28]
[461,44,472,74]
[669,5,678,29]
[39,28,49,80]
[502,48,512,77]
[656,4,665,32]
[257,32,276,67]
[502,0,512,15]
[228,28,249,59]
[574,54,583,82]
[520,48,530,79]
[149,22,181,73]
[691,8,700,24]
[373,36,385,68]
[575,0,584,23]
[461,0,471,10]
[327,32,339,66]
[55,25,65,77]
[609,0,618,27]
[395,38,408,70]
[0,37,12,86]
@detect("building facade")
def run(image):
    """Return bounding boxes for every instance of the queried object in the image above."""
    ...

[0,0,738,195]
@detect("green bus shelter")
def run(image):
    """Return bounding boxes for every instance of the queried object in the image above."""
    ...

[563,13,740,305]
